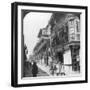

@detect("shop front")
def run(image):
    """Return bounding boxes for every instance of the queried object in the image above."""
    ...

[63,42,80,74]
[69,43,80,72]
[63,45,72,74]
[53,42,80,74]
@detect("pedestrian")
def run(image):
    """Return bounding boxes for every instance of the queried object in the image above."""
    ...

[50,61,55,75]
[32,62,38,77]
[56,63,59,76]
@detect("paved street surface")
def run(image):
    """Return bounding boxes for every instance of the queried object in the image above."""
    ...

[24,62,80,77]
[24,64,49,77]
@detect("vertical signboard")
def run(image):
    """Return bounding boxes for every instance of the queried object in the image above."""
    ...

[68,18,75,42]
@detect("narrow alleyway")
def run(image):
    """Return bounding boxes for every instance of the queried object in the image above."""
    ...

[24,61,80,77]
[24,63,49,77]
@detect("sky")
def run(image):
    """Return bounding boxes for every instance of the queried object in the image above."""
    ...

[23,12,52,58]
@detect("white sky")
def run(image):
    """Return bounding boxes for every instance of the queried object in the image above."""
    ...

[23,12,52,57]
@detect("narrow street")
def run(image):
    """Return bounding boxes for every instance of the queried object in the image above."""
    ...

[24,61,80,77]
[24,63,49,77]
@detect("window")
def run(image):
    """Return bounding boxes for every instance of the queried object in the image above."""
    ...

[76,34,80,40]
[69,19,74,25]
[76,21,80,32]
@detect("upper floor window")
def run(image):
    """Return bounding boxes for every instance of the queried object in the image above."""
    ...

[70,19,74,25]
[76,21,80,32]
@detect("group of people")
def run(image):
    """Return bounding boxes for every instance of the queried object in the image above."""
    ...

[25,61,38,77]
[31,61,38,77]
[24,59,65,77]
[49,61,65,76]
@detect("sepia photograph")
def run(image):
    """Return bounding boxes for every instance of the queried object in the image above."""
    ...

[11,2,88,87]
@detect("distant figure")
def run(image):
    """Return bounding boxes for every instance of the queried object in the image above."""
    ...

[32,62,38,77]
[56,63,59,76]
[50,62,54,75]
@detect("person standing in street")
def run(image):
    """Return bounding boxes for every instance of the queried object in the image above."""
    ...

[32,62,38,77]
[56,63,60,76]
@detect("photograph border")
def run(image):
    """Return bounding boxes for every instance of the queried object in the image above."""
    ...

[11,2,88,87]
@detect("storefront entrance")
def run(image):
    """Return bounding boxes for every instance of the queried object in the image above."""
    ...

[70,45,80,72]
[56,52,64,63]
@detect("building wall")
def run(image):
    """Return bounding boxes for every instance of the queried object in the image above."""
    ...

[49,13,80,72]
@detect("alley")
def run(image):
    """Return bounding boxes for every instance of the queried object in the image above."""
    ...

[24,63,49,77]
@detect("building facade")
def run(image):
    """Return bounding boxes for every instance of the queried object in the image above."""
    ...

[49,13,80,73]
[33,12,80,74]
